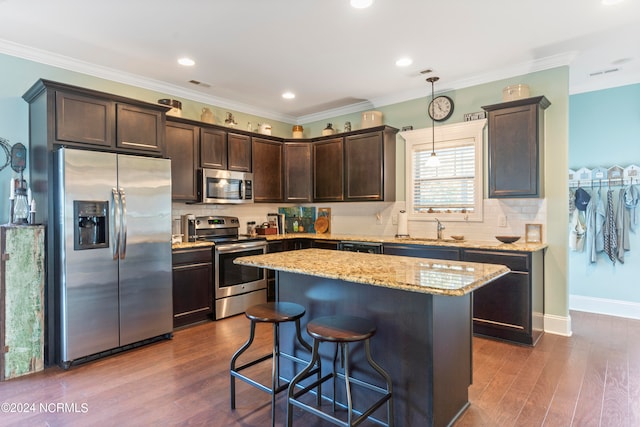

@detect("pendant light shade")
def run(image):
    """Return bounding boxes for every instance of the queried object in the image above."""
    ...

[426,76,440,167]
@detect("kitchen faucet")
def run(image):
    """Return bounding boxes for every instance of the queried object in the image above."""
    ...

[435,218,445,240]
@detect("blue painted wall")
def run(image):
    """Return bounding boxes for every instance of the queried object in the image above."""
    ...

[569,83,640,308]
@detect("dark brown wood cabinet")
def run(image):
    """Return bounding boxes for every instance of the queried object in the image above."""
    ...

[266,240,284,301]
[311,239,340,250]
[52,87,165,155]
[284,142,312,202]
[312,126,397,202]
[227,133,252,172]
[462,249,544,345]
[55,91,113,147]
[252,137,283,202]
[200,128,227,169]
[172,247,213,328]
[116,103,164,154]
[382,243,460,260]
[313,137,344,201]
[344,129,396,201]
[482,96,550,198]
[166,121,199,201]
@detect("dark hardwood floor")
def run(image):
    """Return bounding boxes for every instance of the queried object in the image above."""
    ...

[1,310,638,426]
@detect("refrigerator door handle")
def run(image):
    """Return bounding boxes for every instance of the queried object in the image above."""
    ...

[111,188,120,260]
[119,188,127,259]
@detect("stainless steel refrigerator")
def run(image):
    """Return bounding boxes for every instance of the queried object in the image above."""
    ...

[54,148,173,367]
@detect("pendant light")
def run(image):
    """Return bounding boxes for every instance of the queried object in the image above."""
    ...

[426,76,440,167]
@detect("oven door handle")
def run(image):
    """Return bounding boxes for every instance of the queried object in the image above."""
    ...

[215,241,267,254]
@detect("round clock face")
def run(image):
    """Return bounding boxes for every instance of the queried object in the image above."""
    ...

[428,96,454,122]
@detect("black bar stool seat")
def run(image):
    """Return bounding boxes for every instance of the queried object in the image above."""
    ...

[230,302,320,427]
[287,315,393,427]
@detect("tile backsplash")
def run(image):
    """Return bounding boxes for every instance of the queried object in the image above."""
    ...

[172,198,546,243]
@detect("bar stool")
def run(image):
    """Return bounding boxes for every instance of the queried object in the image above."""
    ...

[287,315,393,427]
[230,302,321,427]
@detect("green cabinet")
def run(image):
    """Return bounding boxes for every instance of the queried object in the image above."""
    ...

[1,226,45,380]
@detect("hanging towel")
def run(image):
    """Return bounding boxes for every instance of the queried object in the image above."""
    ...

[569,209,586,252]
[624,184,639,232]
[585,189,605,263]
[603,188,617,263]
[616,188,630,263]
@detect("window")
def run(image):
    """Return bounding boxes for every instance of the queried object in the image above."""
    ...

[403,119,486,222]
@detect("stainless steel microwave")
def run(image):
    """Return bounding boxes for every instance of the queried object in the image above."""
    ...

[198,169,254,204]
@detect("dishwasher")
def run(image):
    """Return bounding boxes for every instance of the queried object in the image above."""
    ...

[337,241,383,254]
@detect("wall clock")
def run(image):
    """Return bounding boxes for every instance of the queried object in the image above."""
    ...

[428,96,454,122]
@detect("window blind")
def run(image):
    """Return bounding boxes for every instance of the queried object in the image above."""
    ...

[412,143,476,214]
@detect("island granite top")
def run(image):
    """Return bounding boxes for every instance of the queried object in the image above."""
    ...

[234,248,510,296]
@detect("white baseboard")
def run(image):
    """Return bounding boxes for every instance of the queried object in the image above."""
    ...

[570,294,640,320]
[544,313,573,336]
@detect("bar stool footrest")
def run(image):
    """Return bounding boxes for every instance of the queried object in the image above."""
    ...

[290,371,392,427]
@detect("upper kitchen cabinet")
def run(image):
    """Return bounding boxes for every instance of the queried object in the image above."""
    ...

[313,137,344,202]
[200,129,251,172]
[344,128,397,201]
[200,128,227,169]
[284,141,312,203]
[23,79,167,156]
[227,133,252,172]
[312,126,397,202]
[482,96,550,198]
[115,103,164,154]
[252,137,283,202]
[54,91,113,147]
[166,120,199,201]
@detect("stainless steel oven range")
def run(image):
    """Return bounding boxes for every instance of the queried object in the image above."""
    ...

[194,215,267,319]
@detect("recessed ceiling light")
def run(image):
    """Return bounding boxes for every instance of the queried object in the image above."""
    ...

[178,57,195,66]
[282,91,296,100]
[351,0,374,9]
[396,57,413,67]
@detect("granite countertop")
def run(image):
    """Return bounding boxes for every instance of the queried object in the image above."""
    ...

[172,241,214,250]
[263,232,547,252]
[234,248,510,296]
[172,233,547,252]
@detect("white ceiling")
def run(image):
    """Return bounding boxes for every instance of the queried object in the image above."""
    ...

[1,0,639,124]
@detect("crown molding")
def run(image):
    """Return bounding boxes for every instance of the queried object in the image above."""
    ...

[369,52,577,109]
[7,39,623,123]
[0,39,297,124]
[295,100,375,125]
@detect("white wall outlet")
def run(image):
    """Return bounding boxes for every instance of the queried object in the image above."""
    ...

[498,215,507,227]
[392,214,398,225]
[376,212,383,225]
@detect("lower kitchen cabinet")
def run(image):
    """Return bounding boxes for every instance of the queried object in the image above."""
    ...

[312,239,339,250]
[283,239,312,251]
[172,247,213,328]
[462,249,544,345]
[383,243,460,260]
[266,240,284,301]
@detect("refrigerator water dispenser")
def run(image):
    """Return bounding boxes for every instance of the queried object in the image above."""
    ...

[74,200,109,250]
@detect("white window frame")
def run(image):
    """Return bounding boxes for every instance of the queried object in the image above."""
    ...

[402,119,486,222]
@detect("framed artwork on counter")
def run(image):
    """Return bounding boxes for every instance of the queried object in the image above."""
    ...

[525,224,542,243]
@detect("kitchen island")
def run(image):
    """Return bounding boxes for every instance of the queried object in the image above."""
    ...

[235,249,509,427]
